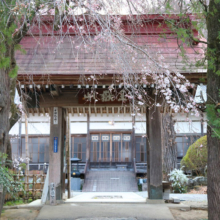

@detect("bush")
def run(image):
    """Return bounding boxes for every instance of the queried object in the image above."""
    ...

[168,168,188,193]
[181,135,207,174]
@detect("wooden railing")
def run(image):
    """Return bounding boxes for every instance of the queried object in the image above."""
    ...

[133,158,137,174]
[5,171,46,202]
[84,159,89,182]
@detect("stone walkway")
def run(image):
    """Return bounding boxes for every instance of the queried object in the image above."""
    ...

[36,203,176,220]
[65,192,145,203]
[135,192,207,202]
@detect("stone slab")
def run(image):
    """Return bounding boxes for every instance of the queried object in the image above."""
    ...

[146,199,165,204]
[65,192,146,203]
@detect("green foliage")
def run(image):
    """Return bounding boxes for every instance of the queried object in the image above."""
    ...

[0,1,33,78]
[181,136,207,172]
[0,18,17,70]
[8,65,19,78]
[14,44,26,55]
[4,199,24,206]
[0,153,23,198]
[19,163,27,170]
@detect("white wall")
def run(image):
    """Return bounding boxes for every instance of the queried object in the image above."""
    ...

[70,113,146,134]
[9,118,50,136]
[173,113,207,134]
[9,112,206,136]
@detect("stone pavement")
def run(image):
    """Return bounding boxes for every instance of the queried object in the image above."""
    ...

[28,191,207,220]
[36,203,176,220]
[65,192,145,203]
[135,191,207,202]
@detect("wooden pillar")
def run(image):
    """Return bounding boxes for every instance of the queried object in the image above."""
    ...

[18,119,22,157]
[66,114,71,199]
[146,106,163,200]
[132,116,136,161]
[49,107,65,205]
[25,114,29,188]
[201,113,204,136]
[86,113,90,160]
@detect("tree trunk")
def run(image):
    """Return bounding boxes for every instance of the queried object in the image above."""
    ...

[162,113,177,180]
[6,77,20,164]
[0,11,29,216]
[0,68,11,213]
[206,1,220,219]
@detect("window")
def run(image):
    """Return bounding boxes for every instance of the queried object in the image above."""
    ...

[112,134,121,162]
[77,143,82,159]
[71,136,87,162]
[11,137,20,158]
[103,142,108,162]
[125,157,129,162]
[140,144,145,162]
[125,142,129,150]
[114,142,119,161]
[10,136,49,163]
[136,136,147,162]
[29,137,49,163]
[93,142,98,162]
[122,134,132,162]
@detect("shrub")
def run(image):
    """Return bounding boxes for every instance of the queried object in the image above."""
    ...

[0,153,23,199]
[168,168,188,193]
[181,135,207,174]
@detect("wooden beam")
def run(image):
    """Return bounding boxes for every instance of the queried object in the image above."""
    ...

[65,113,71,199]
[36,108,40,116]
[86,113,90,160]
[42,108,46,116]
[71,107,74,116]
[77,107,79,116]
[31,108,35,116]
[83,107,85,117]
[132,116,135,162]
[48,108,51,116]
[50,85,60,96]
[95,107,97,117]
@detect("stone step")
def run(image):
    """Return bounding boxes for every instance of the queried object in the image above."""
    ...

[82,170,138,192]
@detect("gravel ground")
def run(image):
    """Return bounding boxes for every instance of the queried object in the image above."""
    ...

[170,209,208,220]
[188,186,207,194]
[1,209,39,220]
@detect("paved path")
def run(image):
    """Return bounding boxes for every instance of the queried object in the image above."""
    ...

[135,192,207,201]
[66,192,145,203]
[36,203,176,220]
[28,192,207,207]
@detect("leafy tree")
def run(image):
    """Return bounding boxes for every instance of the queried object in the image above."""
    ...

[181,135,207,174]
[0,153,23,204]
[0,0,220,219]
[156,1,220,218]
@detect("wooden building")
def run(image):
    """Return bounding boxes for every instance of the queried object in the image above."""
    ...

[12,14,206,203]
